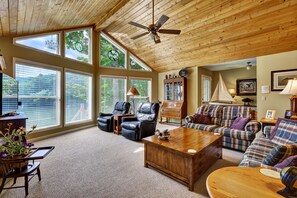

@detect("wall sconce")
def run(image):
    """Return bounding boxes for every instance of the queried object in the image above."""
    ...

[228,88,236,98]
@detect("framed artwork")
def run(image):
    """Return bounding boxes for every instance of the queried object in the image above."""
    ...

[266,110,276,120]
[271,69,297,91]
[236,78,257,96]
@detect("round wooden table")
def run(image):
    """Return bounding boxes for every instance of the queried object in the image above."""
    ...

[206,166,285,198]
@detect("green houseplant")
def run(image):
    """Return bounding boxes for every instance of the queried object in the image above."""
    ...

[0,123,36,159]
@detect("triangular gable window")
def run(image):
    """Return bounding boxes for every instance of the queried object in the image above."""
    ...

[14,33,60,55]
[129,55,152,71]
[100,33,126,68]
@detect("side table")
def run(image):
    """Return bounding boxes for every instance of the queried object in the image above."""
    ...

[207,166,285,198]
[113,114,134,135]
[260,117,277,133]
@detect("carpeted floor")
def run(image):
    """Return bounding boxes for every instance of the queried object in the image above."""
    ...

[0,124,243,198]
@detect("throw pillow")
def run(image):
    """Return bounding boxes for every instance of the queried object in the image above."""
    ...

[193,114,212,125]
[271,120,297,145]
[269,118,297,140]
[262,145,297,166]
[230,117,250,130]
[274,155,297,169]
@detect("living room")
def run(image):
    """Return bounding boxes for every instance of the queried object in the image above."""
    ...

[0,0,297,197]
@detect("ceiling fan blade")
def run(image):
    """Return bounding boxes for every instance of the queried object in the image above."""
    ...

[158,29,181,35]
[155,15,169,28]
[128,21,149,30]
[131,32,149,40]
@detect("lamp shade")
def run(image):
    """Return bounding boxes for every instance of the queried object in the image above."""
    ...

[127,87,140,96]
[280,78,297,95]
[228,88,236,95]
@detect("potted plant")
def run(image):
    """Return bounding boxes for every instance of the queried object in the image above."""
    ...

[0,123,36,165]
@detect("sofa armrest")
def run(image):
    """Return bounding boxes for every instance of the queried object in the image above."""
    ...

[185,115,195,124]
[122,117,137,122]
[263,126,275,138]
[244,120,261,133]
[98,113,112,117]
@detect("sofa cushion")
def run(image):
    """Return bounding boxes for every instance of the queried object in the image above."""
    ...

[270,118,297,140]
[223,136,252,152]
[185,123,218,132]
[193,114,212,124]
[197,105,223,126]
[271,120,297,145]
[262,144,297,166]
[121,121,139,130]
[274,155,297,169]
[230,117,250,130]
[221,106,251,127]
[214,127,255,141]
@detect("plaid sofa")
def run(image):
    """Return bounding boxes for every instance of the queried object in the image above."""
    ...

[185,105,261,151]
[239,124,297,167]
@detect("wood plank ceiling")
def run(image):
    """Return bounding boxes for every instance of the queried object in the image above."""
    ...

[1,0,297,72]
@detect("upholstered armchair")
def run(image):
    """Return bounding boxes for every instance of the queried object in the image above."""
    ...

[97,101,130,132]
[121,102,160,141]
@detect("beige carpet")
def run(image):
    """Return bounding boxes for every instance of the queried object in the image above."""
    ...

[0,124,243,198]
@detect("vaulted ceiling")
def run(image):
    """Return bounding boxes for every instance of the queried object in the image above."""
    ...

[1,0,297,72]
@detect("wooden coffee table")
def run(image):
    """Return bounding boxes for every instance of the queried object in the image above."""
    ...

[143,127,223,191]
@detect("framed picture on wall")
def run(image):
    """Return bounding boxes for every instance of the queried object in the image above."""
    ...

[271,69,297,91]
[236,78,257,96]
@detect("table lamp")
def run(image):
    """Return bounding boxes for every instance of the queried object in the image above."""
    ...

[228,88,236,98]
[280,78,297,118]
[127,86,139,114]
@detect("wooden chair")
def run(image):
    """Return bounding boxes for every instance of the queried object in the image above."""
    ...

[0,157,41,196]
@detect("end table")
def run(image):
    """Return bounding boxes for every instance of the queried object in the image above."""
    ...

[260,118,277,133]
[113,114,134,135]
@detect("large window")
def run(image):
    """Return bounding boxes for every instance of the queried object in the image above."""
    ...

[65,71,92,124]
[65,28,92,64]
[15,62,61,130]
[100,33,126,68]
[129,78,151,110]
[14,33,60,55]
[100,76,127,113]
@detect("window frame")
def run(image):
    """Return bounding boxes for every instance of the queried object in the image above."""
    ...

[99,75,128,112]
[99,32,127,69]
[64,27,93,65]
[13,31,62,57]
[128,77,152,103]
[64,68,94,126]
[129,54,152,72]
[13,58,62,132]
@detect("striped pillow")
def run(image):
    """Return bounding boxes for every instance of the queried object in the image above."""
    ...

[262,144,297,166]
[271,120,297,145]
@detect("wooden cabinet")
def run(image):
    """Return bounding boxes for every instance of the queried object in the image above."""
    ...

[0,113,28,134]
[160,77,187,125]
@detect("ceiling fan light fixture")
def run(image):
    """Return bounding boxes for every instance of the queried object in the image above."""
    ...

[149,33,155,40]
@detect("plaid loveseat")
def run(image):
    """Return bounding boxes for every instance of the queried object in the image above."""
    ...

[239,122,297,167]
[185,105,261,151]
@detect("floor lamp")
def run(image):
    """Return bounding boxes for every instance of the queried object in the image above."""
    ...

[127,86,140,114]
[280,78,297,119]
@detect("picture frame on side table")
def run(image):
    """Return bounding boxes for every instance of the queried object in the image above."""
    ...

[266,110,276,120]
[236,78,257,96]
[285,110,292,119]
[271,69,297,91]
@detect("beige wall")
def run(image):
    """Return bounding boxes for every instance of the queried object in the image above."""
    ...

[158,67,198,116]
[0,30,158,138]
[212,67,257,106]
[257,50,297,119]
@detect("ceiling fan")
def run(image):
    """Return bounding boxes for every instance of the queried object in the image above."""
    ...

[128,0,181,44]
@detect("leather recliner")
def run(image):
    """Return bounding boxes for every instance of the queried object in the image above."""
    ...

[97,101,130,132]
[121,102,160,141]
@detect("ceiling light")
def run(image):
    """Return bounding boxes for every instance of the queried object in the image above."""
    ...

[246,62,252,70]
